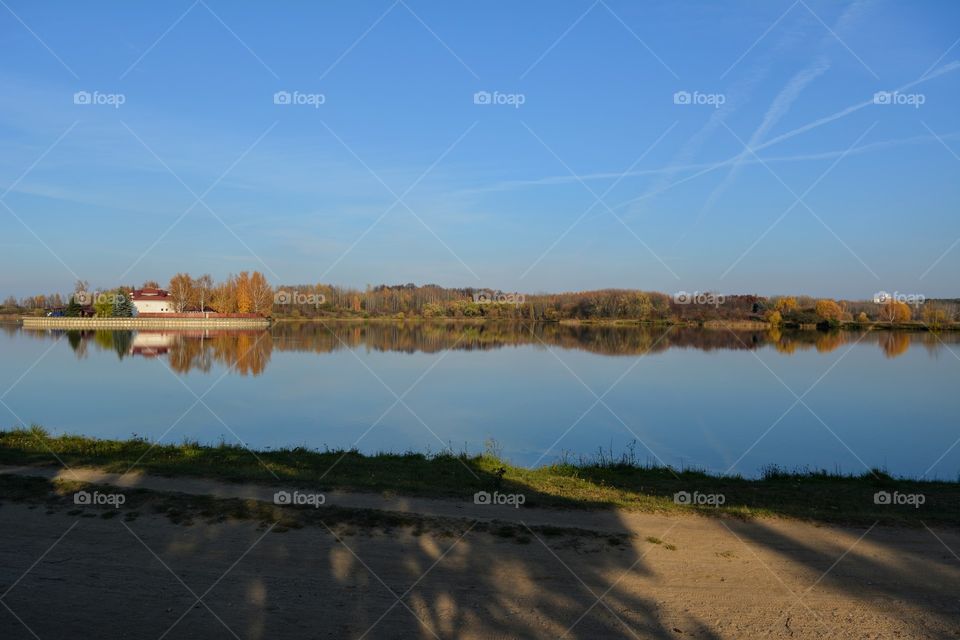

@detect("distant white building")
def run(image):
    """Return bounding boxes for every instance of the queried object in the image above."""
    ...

[131,287,174,314]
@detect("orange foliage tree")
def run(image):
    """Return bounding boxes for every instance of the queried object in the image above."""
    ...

[235,272,253,313]
[878,300,911,323]
[814,299,843,322]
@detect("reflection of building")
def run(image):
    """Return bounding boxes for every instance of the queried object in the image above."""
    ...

[129,331,175,357]
[131,288,173,314]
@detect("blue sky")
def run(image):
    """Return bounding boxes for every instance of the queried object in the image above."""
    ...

[1,0,958,299]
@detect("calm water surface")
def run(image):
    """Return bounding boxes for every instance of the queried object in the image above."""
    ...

[2,321,958,478]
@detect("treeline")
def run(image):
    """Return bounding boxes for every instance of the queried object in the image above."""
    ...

[4,279,959,327]
[167,271,272,315]
[268,283,959,327]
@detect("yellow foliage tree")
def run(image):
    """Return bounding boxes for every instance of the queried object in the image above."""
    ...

[879,301,911,323]
[235,272,253,313]
[168,272,194,313]
[775,297,798,313]
[814,299,843,322]
[249,271,272,316]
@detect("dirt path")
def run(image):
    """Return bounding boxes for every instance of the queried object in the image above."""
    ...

[1,465,958,639]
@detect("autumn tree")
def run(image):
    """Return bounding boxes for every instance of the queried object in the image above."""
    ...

[168,273,194,313]
[814,299,843,323]
[922,303,950,329]
[235,272,253,313]
[775,297,798,313]
[210,281,237,314]
[879,300,911,323]
[249,271,272,316]
[193,274,214,312]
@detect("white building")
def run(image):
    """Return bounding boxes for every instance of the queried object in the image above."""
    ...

[131,287,174,314]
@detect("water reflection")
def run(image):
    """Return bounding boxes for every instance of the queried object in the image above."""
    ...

[13,321,959,376]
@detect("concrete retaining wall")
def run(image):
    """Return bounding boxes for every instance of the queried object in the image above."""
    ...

[21,316,271,329]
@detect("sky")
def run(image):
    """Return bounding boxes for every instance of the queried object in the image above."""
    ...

[1,0,958,299]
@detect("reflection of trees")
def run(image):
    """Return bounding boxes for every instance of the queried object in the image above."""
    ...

[37,329,274,376]
[815,331,848,353]
[270,322,776,357]
[162,331,272,376]
[880,332,911,359]
[19,323,960,369]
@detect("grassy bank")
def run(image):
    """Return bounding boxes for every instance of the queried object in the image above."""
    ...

[1,427,958,527]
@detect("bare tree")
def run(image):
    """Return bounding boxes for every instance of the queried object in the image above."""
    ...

[193,274,213,312]
[249,271,273,316]
[168,273,193,313]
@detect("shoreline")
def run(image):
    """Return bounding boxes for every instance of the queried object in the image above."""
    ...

[2,428,957,527]
[9,313,959,331]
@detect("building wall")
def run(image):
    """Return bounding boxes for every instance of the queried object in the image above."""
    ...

[133,299,172,314]
[22,317,270,329]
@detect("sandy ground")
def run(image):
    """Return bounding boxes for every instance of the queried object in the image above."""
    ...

[1,466,959,639]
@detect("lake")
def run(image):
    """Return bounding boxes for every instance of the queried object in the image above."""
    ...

[1,321,958,479]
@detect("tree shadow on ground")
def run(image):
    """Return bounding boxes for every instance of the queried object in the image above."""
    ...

[0,472,723,639]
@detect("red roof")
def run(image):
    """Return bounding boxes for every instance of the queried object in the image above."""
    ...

[131,287,170,301]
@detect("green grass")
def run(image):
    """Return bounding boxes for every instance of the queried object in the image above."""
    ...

[1,426,958,527]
